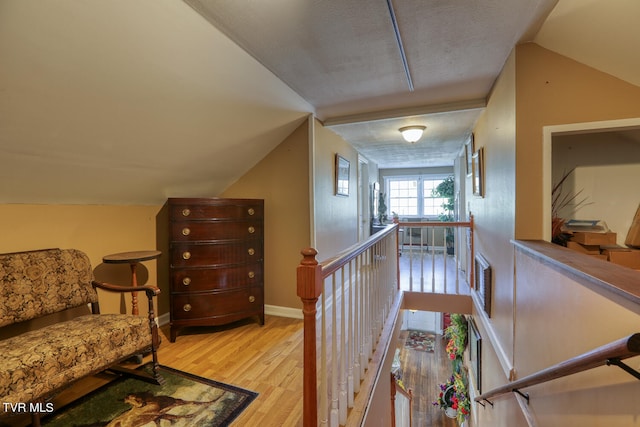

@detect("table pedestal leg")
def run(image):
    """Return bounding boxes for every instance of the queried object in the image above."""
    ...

[130,262,139,316]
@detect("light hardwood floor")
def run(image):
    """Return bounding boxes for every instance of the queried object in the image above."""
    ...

[157,317,305,426]
[397,330,459,427]
[3,314,458,427]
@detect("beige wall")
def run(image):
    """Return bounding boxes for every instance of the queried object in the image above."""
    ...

[515,42,640,240]
[469,42,640,426]
[312,118,360,260]
[512,247,639,426]
[0,204,162,316]
[0,114,361,325]
[468,46,517,380]
[222,118,312,309]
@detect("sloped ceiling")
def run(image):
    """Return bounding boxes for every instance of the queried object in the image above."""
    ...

[0,1,313,205]
[0,0,638,204]
[534,0,640,89]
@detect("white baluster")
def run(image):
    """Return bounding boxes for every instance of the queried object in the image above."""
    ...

[339,268,347,424]
[331,275,339,427]
[320,289,328,427]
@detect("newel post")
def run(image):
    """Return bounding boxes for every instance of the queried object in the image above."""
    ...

[297,248,323,427]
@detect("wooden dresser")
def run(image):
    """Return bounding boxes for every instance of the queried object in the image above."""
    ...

[166,197,265,342]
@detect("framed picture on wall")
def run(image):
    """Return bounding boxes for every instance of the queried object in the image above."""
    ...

[335,154,350,196]
[472,147,484,197]
[468,316,482,394]
[465,133,475,177]
[475,253,491,317]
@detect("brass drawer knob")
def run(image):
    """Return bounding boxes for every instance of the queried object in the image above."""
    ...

[247,248,255,256]
[248,296,255,303]
[248,271,255,279]
[182,277,191,286]
[248,226,255,234]
[183,304,192,312]
[248,208,255,216]
[182,227,191,236]
[182,251,191,260]
[182,208,191,217]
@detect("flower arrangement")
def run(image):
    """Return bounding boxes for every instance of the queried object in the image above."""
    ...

[433,372,470,423]
[435,314,470,424]
[444,314,468,370]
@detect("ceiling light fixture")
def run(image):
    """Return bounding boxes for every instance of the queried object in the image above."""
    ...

[399,125,426,143]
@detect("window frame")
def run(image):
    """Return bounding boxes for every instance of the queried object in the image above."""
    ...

[384,174,450,220]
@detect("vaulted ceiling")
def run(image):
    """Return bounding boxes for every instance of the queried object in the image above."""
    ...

[1,0,639,204]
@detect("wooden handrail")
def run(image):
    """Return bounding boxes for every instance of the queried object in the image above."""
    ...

[476,333,640,404]
[400,220,473,228]
[320,223,397,277]
[297,219,474,426]
[297,225,400,427]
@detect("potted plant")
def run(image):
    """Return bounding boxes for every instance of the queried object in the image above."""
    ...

[378,192,388,224]
[551,168,592,244]
[432,176,455,254]
[433,373,470,423]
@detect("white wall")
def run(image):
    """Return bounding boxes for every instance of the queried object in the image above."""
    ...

[552,130,640,245]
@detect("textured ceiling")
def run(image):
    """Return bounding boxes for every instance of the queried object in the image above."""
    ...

[185,0,558,168]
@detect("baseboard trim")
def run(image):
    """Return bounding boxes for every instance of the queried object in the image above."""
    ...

[266,304,303,319]
[157,312,170,327]
[156,305,303,327]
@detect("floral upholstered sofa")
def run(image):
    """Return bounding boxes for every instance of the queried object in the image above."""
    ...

[0,248,162,425]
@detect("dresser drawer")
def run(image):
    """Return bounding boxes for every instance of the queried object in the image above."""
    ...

[171,287,264,320]
[170,241,263,267]
[169,200,263,221]
[170,264,263,292]
[171,221,263,241]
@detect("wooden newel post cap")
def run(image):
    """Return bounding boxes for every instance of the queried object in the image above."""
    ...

[299,248,318,265]
[297,248,322,299]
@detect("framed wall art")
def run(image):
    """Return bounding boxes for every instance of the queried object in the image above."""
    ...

[335,154,350,196]
[472,147,484,197]
[475,253,491,317]
[465,133,475,177]
[468,316,482,393]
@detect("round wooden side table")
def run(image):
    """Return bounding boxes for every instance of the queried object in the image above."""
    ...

[103,250,161,316]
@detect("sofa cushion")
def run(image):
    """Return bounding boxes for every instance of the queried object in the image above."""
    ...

[0,314,151,403]
[0,249,98,327]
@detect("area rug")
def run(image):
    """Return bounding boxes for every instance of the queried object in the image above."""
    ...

[41,364,258,427]
[404,330,435,352]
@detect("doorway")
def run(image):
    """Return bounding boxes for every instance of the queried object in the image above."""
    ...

[543,118,640,243]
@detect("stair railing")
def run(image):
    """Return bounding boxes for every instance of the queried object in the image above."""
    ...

[476,333,640,406]
[297,224,399,427]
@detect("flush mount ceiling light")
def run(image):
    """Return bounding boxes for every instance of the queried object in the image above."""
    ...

[399,125,426,143]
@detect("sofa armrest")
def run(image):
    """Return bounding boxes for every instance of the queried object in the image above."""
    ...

[92,281,161,299]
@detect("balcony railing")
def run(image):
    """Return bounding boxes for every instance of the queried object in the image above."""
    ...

[398,216,474,295]
[296,218,474,426]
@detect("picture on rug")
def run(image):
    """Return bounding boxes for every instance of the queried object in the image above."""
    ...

[40,363,258,427]
[403,330,436,352]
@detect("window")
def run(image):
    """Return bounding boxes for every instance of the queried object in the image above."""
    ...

[385,175,448,219]
[388,179,418,216]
